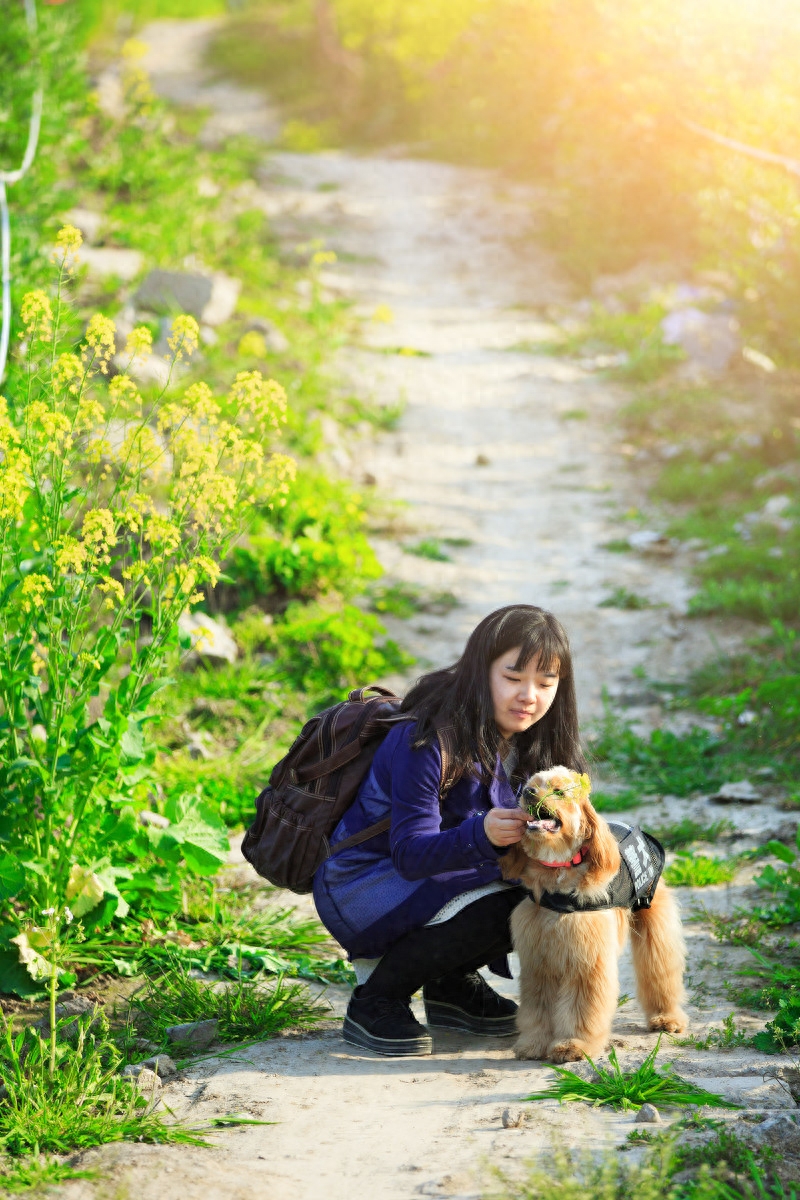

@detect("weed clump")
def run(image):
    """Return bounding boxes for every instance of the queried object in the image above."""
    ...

[663,854,739,888]
[523,1039,739,1113]
[127,958,325,1049]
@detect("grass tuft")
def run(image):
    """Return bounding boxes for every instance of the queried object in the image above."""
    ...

[0,1012,205,1161]
[523,1038,740,1112]
[126,957,325,1050]
[598,587,653,610]
[663,854,739,888]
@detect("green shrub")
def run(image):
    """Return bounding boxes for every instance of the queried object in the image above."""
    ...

[270,602,413,704]
[752,994,800,1053]
[224,471,382,606]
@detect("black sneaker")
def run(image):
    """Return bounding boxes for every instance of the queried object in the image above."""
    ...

[343,987,433,1056]
[423,971,518,1036]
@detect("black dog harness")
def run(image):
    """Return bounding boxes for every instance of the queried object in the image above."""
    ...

[536,823,665,914]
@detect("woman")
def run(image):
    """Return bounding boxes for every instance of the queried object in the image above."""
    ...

[313,604,587,1056]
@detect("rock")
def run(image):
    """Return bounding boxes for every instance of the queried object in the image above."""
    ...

[766,821,800,846]
[501,1108,526,1128]
[710,780,762,804]
[186,730,212,760]
[202,274,241,326]
[635,1103,661,1124]
[178,612,237,664]
[135,269,213,318]
[243,316,289,354]
[475,454,490,466]
[138,809,171,829]
[142,1054,177,1078]
[742,346,777,373]
[77,246,144,282]
[62,207,104,244]
[628,529,675,555]
[34,994,100,1040]
[165,1018,219,1050]
[661,307,740,376]
[750,1114,800,1154]
[133,1067,162,1092]
[133,1037,161,1053]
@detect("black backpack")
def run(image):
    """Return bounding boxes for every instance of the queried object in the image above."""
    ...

[241,686,457,893]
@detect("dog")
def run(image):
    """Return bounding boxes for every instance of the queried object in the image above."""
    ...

[500,767,687,1063]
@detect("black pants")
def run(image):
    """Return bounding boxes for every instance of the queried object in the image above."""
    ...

[359,887,527,1001]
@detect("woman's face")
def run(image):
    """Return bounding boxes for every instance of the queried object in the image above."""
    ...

[489,646,560,740]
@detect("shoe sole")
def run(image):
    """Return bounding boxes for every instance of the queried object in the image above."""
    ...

[423,1000,518,1036]
[342,1015,433,1057]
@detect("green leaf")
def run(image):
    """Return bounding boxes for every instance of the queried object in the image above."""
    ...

[763,840,797,865]
[163,794,229,876]
[0,947,45,997]
[0,854,24,900]
[120,719,146,763]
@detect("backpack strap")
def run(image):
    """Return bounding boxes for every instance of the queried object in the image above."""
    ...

[435,722,460,796]
[329,724,461,853]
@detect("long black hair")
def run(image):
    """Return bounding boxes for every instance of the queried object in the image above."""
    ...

[400,604,586,784]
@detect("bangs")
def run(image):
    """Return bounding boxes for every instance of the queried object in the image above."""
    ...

[488,607,571,678]
[512,627,566,676]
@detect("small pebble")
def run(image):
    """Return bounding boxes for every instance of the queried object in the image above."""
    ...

[636,1103,661,1124]
[475,453,490,467]
[502,1107,526,1128]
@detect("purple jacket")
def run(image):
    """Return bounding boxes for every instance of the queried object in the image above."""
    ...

[312,721,519,958]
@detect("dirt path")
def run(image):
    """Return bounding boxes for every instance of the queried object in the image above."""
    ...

[63,21,796,1200]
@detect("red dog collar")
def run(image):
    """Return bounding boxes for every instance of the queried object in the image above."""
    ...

[535,845,588,869]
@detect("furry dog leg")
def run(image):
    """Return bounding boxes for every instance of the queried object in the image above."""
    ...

[548,911,620,1062]
[630,883,688,1034]
[511,899,554,1060]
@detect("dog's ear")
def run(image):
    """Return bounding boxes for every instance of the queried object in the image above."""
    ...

[580,802,621,884]
[499,845,530,881]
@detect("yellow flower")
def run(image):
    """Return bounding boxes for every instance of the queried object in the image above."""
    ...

[0,400,31,520]
[31,649,47,676]
[27,402,73,452]
[75,395,105,433]
[121,37,147,60]
[98,577,125,609]
[228,371,288,433]
[311,249,337,267]
[55,538,87,575]
[83,314,117,375]
[262,453,297,506]
[168,315,199,361]
[20,291,53,339]
[145,514,181,552]
[20,574,53,613]
[81,508,116,562]
[52,353,83,395]
[183,381,219,424]
[238,331,267,358]
[54,224,83,255]
[109,373,141,412]
[125,326,153,359]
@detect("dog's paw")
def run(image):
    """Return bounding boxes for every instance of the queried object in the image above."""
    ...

[514,1038,547,1061]
[549,1039,588,1063]
[648,1010,688,1035]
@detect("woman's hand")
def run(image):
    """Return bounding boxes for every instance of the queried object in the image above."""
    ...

[484,808,529,848]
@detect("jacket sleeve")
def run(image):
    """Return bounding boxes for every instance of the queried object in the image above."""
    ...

[388,731,499,881]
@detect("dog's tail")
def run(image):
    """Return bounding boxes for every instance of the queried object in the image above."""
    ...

[630,882,688,1034]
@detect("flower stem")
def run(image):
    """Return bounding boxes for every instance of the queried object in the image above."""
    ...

[49,963,57,1076]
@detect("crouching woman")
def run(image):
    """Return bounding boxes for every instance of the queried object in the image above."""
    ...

[313,603,587,1056]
